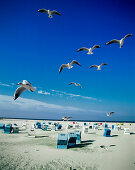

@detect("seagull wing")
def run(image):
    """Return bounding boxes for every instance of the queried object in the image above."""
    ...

[71,60,81,66]
[77,83,82,88]
[106,112,110,117]
[77,47,89,52]
[59,64,68,73]
[123,34,132,40]
[106,39,120,45]
[68,82,75,85]
[89,65,98,68]
[100,63,107,67]
[22,80,32,86]
[51,10,61,15]
[14,87,26,100]
[91,45,100,50]
[38,9,48,13]
[110,112,115,114]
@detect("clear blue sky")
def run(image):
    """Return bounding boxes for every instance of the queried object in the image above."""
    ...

[0,0,135,121]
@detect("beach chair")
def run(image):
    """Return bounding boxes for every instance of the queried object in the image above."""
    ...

[51,125,56,131]
[43,125,48,131]
[54,123,57,126]
[57,134,68,149]
[4,124,12,134]
[68,132,77,147]
[93,124,98,130]
[104,129,111,137]
[115,125,121,131]
[67,124,73,129]
[36,122,41,129]
[73,123,79,129]
[74,131,81,144]
[105,124,108,128]
[12,124,19,133]
[89,125,92,129]
[57,124,62,130]
[83,126,89,134]
[0,123,5,130]
[124,127,130,134]
[47,126,52,131]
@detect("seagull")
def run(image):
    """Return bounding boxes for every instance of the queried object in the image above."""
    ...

[77,45,100,55]
[59,60,81,73]
[37,9,61,18]
[106,112,115,117]
[89,63,107,70]
[13,80,36,100]
[68,82,82,88]
[106,34,132,48]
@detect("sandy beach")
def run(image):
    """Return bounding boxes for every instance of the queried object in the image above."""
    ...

[0,119,135,170]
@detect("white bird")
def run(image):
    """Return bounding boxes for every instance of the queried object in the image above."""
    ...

[68,82,82,88]
[13,80,36,100]
[106,34,132,48]
[59,60,81,73]
[77,45,100,55]
[89,63,107,70]
[106,112,115,117]
[38,9,61,18]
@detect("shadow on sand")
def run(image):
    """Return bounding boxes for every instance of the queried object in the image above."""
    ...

[35,135,49,138]
[130,132,135,135]
[70,139,95,149]
[111,135,118,137]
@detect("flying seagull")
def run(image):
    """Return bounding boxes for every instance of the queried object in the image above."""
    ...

[68,82,82,88]
[59,60,81,73]
[106,34,132,48]
[14,80,36,100]
[77,45,100,55]
[106,112,115,117]
[89,63,107,70]
[38,9,61,18]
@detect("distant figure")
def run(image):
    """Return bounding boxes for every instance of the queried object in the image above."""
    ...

[106,34,132,48]
[106,112,115,117]
[77,45,100,55]
[68,82,82,88]
[59,60,81,73]
[14,80,36,100]
[89,63,107,70]
[38,9,61,18]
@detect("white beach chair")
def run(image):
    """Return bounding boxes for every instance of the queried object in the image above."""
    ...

[124,127,130,134]
[82,126,89,134]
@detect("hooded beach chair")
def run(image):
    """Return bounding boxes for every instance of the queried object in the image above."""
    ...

[104,129,111,137]
[57,133,68,149]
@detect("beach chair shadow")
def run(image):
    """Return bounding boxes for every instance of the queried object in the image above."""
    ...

[73,142,93,148]
[81,140,95,143]
[70,140,95,148]
[111,135,118,137]
[130,132,135,135]
[88,132,96,134]
[35,135,49,138]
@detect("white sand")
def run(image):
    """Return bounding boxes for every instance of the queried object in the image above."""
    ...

[0,119,135,170]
